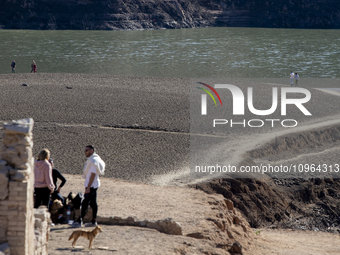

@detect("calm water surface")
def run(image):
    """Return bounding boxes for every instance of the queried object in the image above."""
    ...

[1,27,340,78]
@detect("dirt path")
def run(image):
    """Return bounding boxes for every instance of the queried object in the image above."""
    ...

[48,175,340,255]
[253,229,340,255]
[48,226,340,255]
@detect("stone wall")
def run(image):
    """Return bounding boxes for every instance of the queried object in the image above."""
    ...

[0,118,50,255]
[34,207,51,255]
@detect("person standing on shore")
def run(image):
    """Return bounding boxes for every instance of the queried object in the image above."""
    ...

[34,149,55,209]
[30,60,37,73]
[289,71,294,86]
[73,145,105,227]
[11,60,16,73]
[294,73,299,86]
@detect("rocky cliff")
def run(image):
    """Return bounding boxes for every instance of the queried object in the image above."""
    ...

[1,0,340,30]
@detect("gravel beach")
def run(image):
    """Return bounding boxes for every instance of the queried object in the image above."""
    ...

[2,73,340,184]
[0,73,190,183]
[2,73,340,254]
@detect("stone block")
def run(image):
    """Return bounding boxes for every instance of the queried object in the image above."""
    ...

[2,134,19,146]
[18,211,27,218]
[35,218,42,229]
[18,201,27,207]
[145,218,183,235]
[18,181,28,188]
[19,191,28,198]
[10,155,25,168]
[0,228,6,238]
[0,201,14,207]
[146,222,162,232]
[7,231,17,236]
[3,118,34,135]
[2,147,17,156]
[17,145,31,160]
[7,221,18,226]
[0,219,8,227]
[19,135,33,146]
[7,239,25,246]
[8,191,20,198]
[126,216,135,223]
[8,185,25,192]
[8,226,25,232]
[8,248,24,255]
[0,161,7,171]
[0,211,10,216]
[11,196,26,202]
[139,220,148,227]
[9,182,19,188]
[11,170,28,181]
[118,219,127,225]
[0,170,9,200]
[0,205,8,212]
[16,232,25,237]
[97,216,116,225]
[17,163,31,170]
[34,207,50,221]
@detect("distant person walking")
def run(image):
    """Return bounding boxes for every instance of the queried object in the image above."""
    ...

[289,71,294,86]
[11,60,16,73]
[72,145,105,227]
[294,73,299,86]
[30,60,37,73]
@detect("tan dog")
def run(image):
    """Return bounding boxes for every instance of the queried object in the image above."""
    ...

[50,199,63,224]
[68,225,102,249]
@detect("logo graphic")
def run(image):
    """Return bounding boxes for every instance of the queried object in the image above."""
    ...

[196,82,222,115]
[197,83,312,128]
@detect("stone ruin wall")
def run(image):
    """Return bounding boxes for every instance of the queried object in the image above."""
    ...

[0,118,50,255]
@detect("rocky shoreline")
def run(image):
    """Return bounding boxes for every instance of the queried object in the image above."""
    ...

[2,0,340,30]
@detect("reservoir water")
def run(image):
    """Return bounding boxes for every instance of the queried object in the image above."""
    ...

[1,27,340,78]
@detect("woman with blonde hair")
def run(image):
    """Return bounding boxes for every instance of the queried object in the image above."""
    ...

[34,149,55,208]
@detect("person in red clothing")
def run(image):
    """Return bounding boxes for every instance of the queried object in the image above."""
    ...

[34,149,55,208]
[30,60,37,73]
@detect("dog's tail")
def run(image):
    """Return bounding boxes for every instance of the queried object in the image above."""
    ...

[68,232,75,241]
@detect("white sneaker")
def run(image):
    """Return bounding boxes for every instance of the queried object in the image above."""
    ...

[85,221,97,227]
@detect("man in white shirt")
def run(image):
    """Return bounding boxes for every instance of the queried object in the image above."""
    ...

[289,71,294,86]
[73,145,105,227]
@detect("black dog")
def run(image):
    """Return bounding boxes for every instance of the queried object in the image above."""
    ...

[67,192,84,210]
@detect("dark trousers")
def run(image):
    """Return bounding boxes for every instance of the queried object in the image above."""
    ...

[80,188,98,221]
[34,187,51,209]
